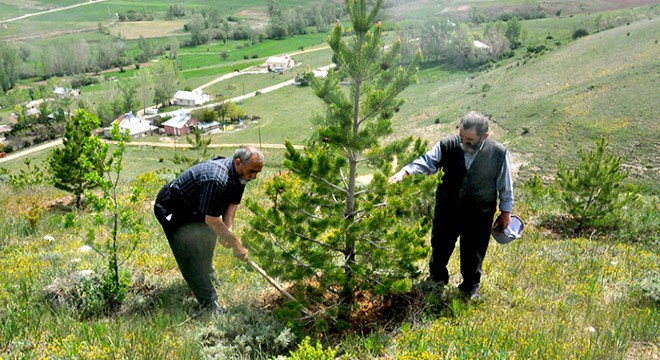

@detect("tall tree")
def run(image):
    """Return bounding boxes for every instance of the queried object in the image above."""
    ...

[0,40,19,93]
[136,69,154,113]
[245,0,436,322]
[48,110,108,208]
[505,16,523,49]
[119,81,139,114]
[151,59,179,107]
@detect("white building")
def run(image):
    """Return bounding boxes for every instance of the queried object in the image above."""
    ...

[106,112,157,138]
[265,55,295,72]
[173,90,211,107]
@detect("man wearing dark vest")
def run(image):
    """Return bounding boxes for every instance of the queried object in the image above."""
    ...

[154,146,264,312]
[389,111,513,300]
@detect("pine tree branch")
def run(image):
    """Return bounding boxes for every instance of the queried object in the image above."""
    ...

[310,173,347,194]
[358,79,411,126]
[339,168,349,189]
[261,217,346,254]
[268,233,340,296]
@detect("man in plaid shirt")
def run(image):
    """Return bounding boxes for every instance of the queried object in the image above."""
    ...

[154,146,264,312]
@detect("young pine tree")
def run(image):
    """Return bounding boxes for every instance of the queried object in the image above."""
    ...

[556,138,634,233]
[48,109,108,208]
[244,0,437,322]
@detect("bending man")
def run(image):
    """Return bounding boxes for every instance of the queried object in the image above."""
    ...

[154,146,264,311]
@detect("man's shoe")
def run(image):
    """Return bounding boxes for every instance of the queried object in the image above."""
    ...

[468,288,481,301]
[420,276,447,292]
[198,300,225,318]
[459,287,481,301]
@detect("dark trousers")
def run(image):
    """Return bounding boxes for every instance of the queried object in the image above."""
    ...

[429,204,494,292]
[154,185,218,307]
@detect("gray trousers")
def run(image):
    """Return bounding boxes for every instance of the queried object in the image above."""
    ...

[154,185,218,307]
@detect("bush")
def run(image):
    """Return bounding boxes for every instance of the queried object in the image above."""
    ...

[286,337,337,360]
[70,75,99,88]
[556,138,634,234]
[527,44,547,54]
[572,28,589,39]
[197,305,294,358]
[638,272,660,305]
[8,158,49,189]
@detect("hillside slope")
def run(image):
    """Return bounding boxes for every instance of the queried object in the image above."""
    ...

[393,16,659,192]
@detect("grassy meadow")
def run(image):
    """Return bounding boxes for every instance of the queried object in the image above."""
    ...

[0,1,659,359]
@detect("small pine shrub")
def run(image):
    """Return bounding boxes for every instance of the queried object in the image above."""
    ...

[9,158,49,188]
[556,138,634,234]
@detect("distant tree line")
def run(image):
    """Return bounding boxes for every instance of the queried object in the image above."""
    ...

[117,9,154,22]
[0,1,342,95]
[183,0,344,46]
[398,17,524,70]
[266,0,343,38]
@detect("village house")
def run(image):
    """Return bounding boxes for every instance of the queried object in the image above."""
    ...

[24,99,47,117]
[161,111,198,136]
[53,86,80,98]
[195,121,220,133]
[265,55,295,72]
[0,124,11,142]
[105,112,157,138]
[172,90,211,107]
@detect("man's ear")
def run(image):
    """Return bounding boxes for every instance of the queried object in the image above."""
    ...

[483,132,490,140]
[234,157,242,167]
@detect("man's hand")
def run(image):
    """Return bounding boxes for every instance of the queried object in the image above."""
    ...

[388,169,408,184]
[217,237,232,248]
[493,211,511,232]
[232,244,249,262]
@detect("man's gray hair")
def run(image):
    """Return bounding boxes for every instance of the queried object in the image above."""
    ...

[234,146,264,163]
[460,111,490,136]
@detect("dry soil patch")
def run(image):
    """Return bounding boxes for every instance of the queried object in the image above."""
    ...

[109,20,187,40]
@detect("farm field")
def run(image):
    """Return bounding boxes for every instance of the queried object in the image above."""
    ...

[0,1,658,359]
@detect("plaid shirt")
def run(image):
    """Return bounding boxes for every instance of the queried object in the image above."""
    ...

[169,157,245,221]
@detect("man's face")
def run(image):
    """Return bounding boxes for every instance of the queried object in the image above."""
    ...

[235,155,263,184]
[459,126,488,154]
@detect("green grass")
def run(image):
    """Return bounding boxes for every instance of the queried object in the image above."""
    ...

[0,163,657,359]
[387,15,660,193]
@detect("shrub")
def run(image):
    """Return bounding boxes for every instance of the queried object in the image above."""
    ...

[572,28,589,39]
[9,158,49,188]
[286,337,337,360]
[637,272,660,305]
[198,305,294,358]
[527,44,547,54]
[556,138,634,233]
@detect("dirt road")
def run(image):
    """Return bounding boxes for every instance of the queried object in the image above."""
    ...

[0,139,62,164]
[0,0,109,24]
[0,139,302,165]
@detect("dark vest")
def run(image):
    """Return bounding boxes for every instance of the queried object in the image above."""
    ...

[436,135,506,213]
